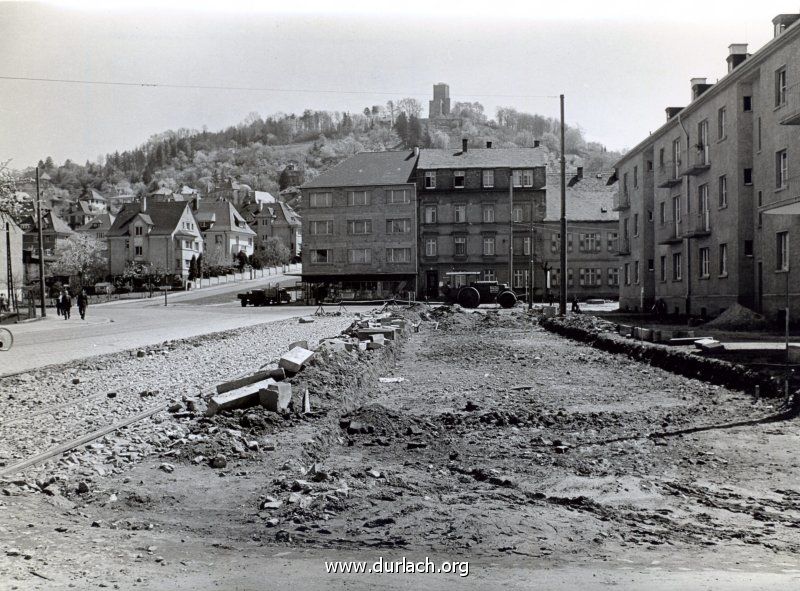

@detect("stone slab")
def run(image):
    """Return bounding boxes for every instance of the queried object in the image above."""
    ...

[207,378,276,416]
[279,347,315,373]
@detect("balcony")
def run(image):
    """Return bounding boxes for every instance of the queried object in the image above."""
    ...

[684,210,711,238]
[778,89,800,125]
[658,219,683,244]
[613,193,631,211]
[616,237,631,255]
[658,175,682,189]
[682,147,711,176]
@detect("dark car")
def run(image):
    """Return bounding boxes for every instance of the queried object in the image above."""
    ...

[238,286,291,306]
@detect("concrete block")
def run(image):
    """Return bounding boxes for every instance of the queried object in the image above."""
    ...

[542,306,556,318]
[259,382,292,412]
[668,337,708,346]
[207,378,276,416]
[278,347,315,373]
[289,340,309,351]
[358,341,368,351]
[695,338,724,352]
[356,327,397,341]
[216,370,272,395]
[641,328,654,342]
[299,317,315,324]
[370,334,386,345]
[321,339,348,353]
[367,339,384,350]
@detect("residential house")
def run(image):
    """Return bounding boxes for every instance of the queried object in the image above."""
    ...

[616,13,800,320]
[301,150,419,300]
[107,199,203,278]
[207,176,253,207]
[542,169,620,301]
[415,141,547,299]
[241,199,302,258]
[77,212,116,241]
[66,190,108,230]
[193,199,256,266]
[22,210,74,281]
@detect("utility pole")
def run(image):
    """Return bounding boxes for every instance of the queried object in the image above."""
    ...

[559,94,567,315]
[35,167,46,317]
[529,222,535,310]
[509,174,514,289]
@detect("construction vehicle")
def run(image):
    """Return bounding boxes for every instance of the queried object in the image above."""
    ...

[238,285,291,307]
[442,273,517,309]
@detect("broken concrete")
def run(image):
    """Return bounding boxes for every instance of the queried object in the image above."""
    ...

[278,347,315,373]
[207,378,276,416]
[260,382,292,412]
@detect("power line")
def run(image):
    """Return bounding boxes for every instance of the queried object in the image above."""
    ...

[0,75,560,100]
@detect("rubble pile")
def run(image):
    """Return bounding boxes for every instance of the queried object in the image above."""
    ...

[703,303,768,331]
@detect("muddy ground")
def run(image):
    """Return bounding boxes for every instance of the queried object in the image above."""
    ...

[3,306,800,590]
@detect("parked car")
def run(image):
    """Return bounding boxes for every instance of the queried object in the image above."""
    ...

[238,286,291,306]
[94,282,115,295]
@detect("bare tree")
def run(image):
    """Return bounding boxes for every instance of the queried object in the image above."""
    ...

[396,97,422,118]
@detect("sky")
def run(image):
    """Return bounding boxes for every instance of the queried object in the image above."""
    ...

[0,0,795,169]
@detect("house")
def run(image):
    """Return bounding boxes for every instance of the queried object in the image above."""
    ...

[76,212,116,241]
[0,213,24,304]
[301,150,419,300]
[616,12,800,320]
[241,199,302,258]
[415,141,547,299]
[107,199,203,278]
[207,176,253,207]
[193,199,256,266]
[541,169,620,301]
[22,210,74,282]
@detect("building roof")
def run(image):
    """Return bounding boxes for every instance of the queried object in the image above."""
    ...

[253,191,276,204]
[418,147,548,169]
[302,150,418,189]
[194,199,256,236]
[544,171,618,222]
[27,211,73,236]
[79,188,107,202]
[275,202,301,227]
[77,212,116,233]
[108,201,193,237]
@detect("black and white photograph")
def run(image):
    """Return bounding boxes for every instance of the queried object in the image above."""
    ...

[1,0,800,588]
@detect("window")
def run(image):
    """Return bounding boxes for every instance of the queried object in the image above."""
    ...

[659,202,667,224]
[579,268,601,287]
[777,231,789,271]
[348,191,370,206]
[775,67,787,107]
[309,192,332,208]
[424,171,437,189]
[215,235,223,244]
[634,260,640,284]
[425,237,437,257]
[717,106,726,139]
[776,150,788,189]
[454,204,466,223]
[672,252,682,281]
[453,170,465,188]
[512,169,534,187]
[483,170,494,188]
[388,189,409,204]
[633,165,639,188]
[719,243,728,276]
[424,206,437,224]
[624,263,631,285]
[134,245,143,256]
[744,239,753,257]
[512,205,523,222]
[482,236,496,255]
[482,205,495,223]
[660,255,667,282]
[633,213,639,237]
[567,268,574,287]
[607,232,618,252]
[386,247,411,263]
[659,148,665,169]
[579,233,601,253]
[608,267,620,287]
[347,219,372,235]
[698,120,709,165]
[386,218,411,234]
[348,248,371,264]
[699,247,710,278]
[743,96,752,112]
[310,249,330,264]
[744,168,752,185]
[309,220,332,235]
[623,172,629,196]
[454,236,466,256]
[483,269,496,282]
[757,117,762,151]
[718,175,728,208]
[513,269,528,289]
[672,138,682,177]
[551,233,560,253]
[134,225,143,236]
[184,259,191,268]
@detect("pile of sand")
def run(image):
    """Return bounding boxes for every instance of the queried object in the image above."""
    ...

[703,303,767,331]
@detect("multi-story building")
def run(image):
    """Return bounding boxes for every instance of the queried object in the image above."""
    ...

[416,141,547,299]
[107,199,203,278]
[66,189,108,230]
[194,199,256,265]
[615,13,800,320]
[76,213,115,241]
[241,200,302,259]
[541,169,620,301]
[300,150,419,300]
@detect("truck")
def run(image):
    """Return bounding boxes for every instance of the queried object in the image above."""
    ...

[238,285,291,307]
[442,273,517,309]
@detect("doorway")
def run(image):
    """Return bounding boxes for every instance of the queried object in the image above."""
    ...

[426,270,439,300]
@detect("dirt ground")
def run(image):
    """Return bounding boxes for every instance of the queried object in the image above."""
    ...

[3,307,800,590]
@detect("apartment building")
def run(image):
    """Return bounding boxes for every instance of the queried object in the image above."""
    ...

[300,150,419,300]
[194,199,256,264]
[615,13,800,320]
[416,141,547,299]
[542,169,620,301]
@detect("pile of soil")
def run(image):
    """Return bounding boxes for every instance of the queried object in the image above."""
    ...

[703,303,768,331]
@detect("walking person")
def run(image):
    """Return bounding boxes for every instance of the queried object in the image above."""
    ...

[55,290,63,317]
[62,289,72,320]
[77,289,89,320]
[571,295,581,314]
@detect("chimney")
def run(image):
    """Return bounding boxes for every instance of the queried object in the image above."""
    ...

[665,107,684,121]
[690,77,713,100]
[727,44,749,72]
[486,140,493,149]
[413,146,419,157]
[141,194,147,213]
[576,166,584,180]
[773,14,800,38]
[461,138,468,153]
[533,140,541,148]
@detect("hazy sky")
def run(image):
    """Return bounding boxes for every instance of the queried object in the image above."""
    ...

[0,0,793,169]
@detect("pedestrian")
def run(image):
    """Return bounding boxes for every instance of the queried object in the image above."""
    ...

[55,290,63,317]
[77,289,89,320]
[571,295,581,314]
[547,291,554,307]
[62,289,72,320]
[0,294,7,313]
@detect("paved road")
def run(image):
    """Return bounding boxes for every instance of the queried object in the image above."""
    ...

[0,267,374,376]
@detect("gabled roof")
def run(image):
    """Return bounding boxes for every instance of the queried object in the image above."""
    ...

[194,199,256,236]
[108,202,193,237]
[418,147,548,169]
[276,202,301,227]
[79,188,107,202]
[77,212,116,233]
[302,150,418,189]
[544,172,618,222]
[253,191,276,204]
[27,211,73,235]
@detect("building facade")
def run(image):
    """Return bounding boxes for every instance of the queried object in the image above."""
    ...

[301,150,419,300]
[415,142,547,299]
[615,13,800,320]
[194,199,256,265]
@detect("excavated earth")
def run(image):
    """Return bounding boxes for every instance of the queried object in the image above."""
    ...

[3,306,800,590]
